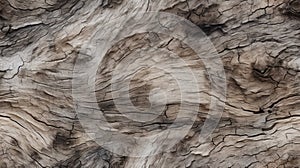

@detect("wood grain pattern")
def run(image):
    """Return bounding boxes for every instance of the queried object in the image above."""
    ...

[0,0,299,167]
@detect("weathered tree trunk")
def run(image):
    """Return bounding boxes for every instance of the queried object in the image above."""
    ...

[0,0,299,167]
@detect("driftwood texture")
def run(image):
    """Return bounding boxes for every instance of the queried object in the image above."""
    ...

[0,0,300,167]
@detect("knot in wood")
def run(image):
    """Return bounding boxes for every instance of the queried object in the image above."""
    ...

[287,0,300,16]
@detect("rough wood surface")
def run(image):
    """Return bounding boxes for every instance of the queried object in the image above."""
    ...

[0,0,300,167]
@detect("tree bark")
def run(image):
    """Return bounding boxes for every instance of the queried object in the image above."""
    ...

[0,0,299,167]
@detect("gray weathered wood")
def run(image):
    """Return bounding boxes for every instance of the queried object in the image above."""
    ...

[0,0,299,167]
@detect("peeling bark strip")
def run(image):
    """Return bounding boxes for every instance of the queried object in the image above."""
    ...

[0,0,299,167]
